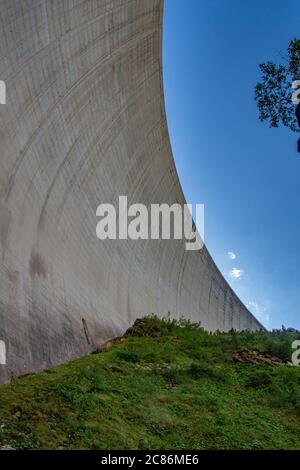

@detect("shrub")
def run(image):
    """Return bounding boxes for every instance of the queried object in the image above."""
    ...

[187,363,226,383]
[246,369,273,388]
[115,352,139,363]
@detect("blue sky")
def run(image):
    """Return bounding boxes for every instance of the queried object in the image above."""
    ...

[163,0,300,330]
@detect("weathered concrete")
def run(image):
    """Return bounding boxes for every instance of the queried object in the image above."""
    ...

[0,0,263,383]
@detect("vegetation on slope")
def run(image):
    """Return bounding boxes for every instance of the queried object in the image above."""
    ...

[0,316,300,450]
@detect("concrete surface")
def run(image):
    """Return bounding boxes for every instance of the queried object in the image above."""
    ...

[0,0,263,383]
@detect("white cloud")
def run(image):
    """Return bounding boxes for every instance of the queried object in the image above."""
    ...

[246,301,270,326]
[228,268,244,279]
[227,251,236,260]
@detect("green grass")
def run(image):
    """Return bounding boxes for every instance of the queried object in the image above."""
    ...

[0,316,300,450]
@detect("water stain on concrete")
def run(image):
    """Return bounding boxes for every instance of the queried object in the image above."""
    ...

[29,251,47,279]
[82,318,91,345]
[0,203,11,258]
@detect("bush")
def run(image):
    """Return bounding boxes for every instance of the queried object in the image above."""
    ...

[188,363,226,383]
[152,363,182,387]
[124,315,202,338]
[265,340,291,362]
[115,352,139,363]
[246,369,273,388]
[268,367,300,414]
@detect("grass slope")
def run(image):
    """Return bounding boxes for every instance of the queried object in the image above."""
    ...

[0,317,300,450]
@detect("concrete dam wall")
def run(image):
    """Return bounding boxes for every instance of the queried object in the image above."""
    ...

[0,0,262,383]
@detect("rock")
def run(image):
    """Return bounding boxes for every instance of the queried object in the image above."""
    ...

[124,318,161,338]
[95,337,122,353]
[109,366,123,373]
[232,349,285,366]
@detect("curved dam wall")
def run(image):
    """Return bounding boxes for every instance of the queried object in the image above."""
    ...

[0,0,262,383]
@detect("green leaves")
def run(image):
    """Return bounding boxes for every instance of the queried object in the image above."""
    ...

[254,39,300,133]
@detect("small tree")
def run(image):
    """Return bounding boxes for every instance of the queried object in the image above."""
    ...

[255,39,300,133]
